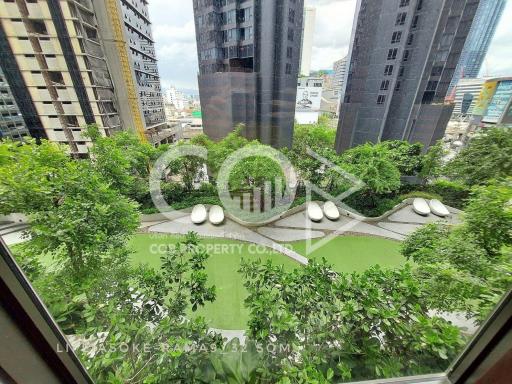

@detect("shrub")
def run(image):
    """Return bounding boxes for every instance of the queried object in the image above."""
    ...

[427,180,470,209]
[400,191,443,201]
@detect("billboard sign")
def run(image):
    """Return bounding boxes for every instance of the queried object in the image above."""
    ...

[473,80,497,116]
[483,80,512,123]
[296,86,322,112]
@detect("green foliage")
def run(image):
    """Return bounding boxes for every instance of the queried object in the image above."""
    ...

[84,124,165,202]
[419,141,446,182]
[342,143,401,195]
[427,180,470,210]
[463,179,512,256]
[77,233,222,383]
[401,181,512,319]
[239,259,465,382]
[192,126,250,179]
[0,139,139,279]
[228,148,286,191]
[0,139,69,214]
[400,191,443,201]
[444,127,512,186]
[378,140,423,176]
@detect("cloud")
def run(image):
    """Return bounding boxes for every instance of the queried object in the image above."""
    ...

[148,0,512,90]
[148,0,199,90]
[480,0,512,77]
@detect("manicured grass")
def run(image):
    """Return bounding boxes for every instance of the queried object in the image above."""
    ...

[291,236,405,274]
[128,233,405,329]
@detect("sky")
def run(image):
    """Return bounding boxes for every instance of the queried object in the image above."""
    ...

[148,0,512,92]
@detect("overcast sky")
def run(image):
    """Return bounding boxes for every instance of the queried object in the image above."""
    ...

[148,0,512,92]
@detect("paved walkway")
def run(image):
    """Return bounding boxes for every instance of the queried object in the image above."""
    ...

[144,203,462,265]
[148,216,309,265]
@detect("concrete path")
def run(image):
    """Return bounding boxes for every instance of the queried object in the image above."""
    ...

[148,216,309,265]
[257,227,325,242]
[377,222,422,236]
[387,205,461,225]
[273,211,404,240]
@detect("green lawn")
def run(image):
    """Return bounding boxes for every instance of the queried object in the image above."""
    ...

[128,233,405,329]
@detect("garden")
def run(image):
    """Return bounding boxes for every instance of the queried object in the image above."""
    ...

[0,123,510,383]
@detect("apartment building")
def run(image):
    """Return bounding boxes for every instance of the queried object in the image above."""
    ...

[0,66,28,140]
[193,0,304,149]
[0,0,125,155]
[336,0,480,152]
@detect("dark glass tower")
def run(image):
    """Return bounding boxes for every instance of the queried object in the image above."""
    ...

[336,0,480,153]
[448,0,506,93]
[193,0,304,149]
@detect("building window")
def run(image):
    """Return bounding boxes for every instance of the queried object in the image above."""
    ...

[431,66,443,76]
[411,15,419,28]
[417,0,424,10]
[387,48,398,60]
[400,0,410,7]
[380,80,390,90]
[287,28,294,41]
[395,81,401,91]
[285,63,292,74]
[399,66,405,76]
[384,65,394,76]
[403,49,410,61]
[426,80,438,91]
[407,33,414,45]
[286,46,293,59]
[227,9,236,24]
[377,95,386,104]
[395,12,407,26]
[289,8,295,23]
[391,31,402,43]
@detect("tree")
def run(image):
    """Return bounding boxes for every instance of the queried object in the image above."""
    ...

[192,125,250,180]
[419,140,446,182]
[342,143,401,195]
[84,124,166,203]
[284,123,338,188]
[0,139,69,214]
[228,147,286,191]
[445,128,512,186]
[239,259,464,382]
[0,139,139,279]
[463,179,512,256]
[401,181,512,320]
[378,140,423,176]
[79,233,223,383]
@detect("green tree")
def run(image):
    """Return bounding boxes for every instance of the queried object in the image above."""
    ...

[342,143,401,195]
[239,259,464,382]
[85,124,166,203]
[80,233,223,383]
[378,140,423,176]
[463,179,512,256]
[419,140,446,182]
[445,128,512,186]
[0,139,139,279]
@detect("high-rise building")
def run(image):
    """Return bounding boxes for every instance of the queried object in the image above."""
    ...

[451,77,486,118]
[0,0,166,155]
[333,56,348,100]
[117,0,166,130]
[336,0,480,153]
[0,0,125,155]
[448,0,505,94]
[193,0,304,149]
[299,7,316,77]
[0,66,28,140]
